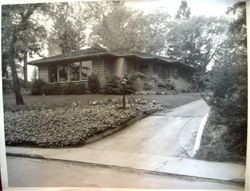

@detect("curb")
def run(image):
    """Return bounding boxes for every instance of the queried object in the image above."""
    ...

[178,112,209,157]
[192,113,209,156]
[7,152,244,185]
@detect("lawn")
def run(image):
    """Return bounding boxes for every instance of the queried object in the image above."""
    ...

[3,93,201,147]
[3,93,201,109]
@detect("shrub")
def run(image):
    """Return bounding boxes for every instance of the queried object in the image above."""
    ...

[41,83,61,95]
[88,74,100,93]
[128,72,145,91]
[72,82,86,94]
[197,4,247,162]
[103,76,135,95]
[31,79,46,95]
[103,77,122,94]
[61,83,74,95]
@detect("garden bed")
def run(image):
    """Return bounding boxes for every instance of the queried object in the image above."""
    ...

[4,102,164,147]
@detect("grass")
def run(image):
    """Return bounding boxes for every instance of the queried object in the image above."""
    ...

[3,93,201,109]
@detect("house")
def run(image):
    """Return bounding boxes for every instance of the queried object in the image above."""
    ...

[28,47,194,91]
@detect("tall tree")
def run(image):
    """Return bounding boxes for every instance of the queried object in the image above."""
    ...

[168,16,228,89]
[175,0,191,19]
[48,2,89,54]
[90,2,172,55]
[2,4,47,105]
[90,2,143,52]
[197,1,247,161]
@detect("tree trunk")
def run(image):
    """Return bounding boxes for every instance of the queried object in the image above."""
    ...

[10,29,24,105]
[23,52,28,89]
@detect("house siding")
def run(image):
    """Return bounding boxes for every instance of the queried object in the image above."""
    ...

[92,58,106,87]
[38,65,48,82]
[104,58,115,82]
[35,56,193,91]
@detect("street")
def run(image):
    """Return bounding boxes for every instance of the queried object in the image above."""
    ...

[7,156,243,189]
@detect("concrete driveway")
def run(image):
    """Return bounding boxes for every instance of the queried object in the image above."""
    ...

[84,99,210,157]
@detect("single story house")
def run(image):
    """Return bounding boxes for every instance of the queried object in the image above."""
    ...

[28,47,195,91]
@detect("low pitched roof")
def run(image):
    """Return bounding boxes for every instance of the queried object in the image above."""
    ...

[28,47,194,71]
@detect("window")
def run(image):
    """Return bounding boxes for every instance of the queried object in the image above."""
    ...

[81,61,92,80]
[59,65,68,82]
[69,62,80,81]
[48,66,58,82]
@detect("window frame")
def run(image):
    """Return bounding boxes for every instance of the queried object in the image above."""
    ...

[69,62,81,82]
[47,60,93,83]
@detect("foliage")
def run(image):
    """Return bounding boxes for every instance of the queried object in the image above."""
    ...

[103,76,135,95]
[197,2,247,162]
[90,2,172,55]
[72,82,87,94]
[45,84,62,95]
[175,0,191,19]
[88,73,100,93]
[168,16,228,90]
[4,102,163,147]
[48,2,89,54]
[103,77,123,94]
[2,3,49,105]
[31,79,47,95]
[31,81,87,95]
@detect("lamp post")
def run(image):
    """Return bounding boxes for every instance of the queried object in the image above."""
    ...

[122,78,127,109]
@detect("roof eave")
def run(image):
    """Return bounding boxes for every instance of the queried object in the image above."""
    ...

[28,52,111,66]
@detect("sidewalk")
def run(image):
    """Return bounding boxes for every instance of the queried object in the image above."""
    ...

[6,146,245,184]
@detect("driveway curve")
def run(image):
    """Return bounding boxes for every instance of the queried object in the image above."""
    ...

[85,99,210,157]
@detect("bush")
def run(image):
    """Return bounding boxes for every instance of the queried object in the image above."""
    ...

[103,76,135,95]
[39,82,86,95]
[41,83,61,95]
[31,79,46,95]
[61,83,74,95]
[72,82,86,94]
[197,4,247,162]
[88,74,100,93]
[103,77,123,94]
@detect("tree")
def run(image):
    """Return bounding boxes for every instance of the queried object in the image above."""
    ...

[168,16,228,89]
[197,1,247,161]
[140,12,172,55]
[90,2,143,52]
[2,4,48,105]
[90,2,172,55]
[48,2,89,54]
[175,0,191,19]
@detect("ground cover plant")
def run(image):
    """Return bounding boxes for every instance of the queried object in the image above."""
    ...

[4,102,162,147]
[4,93,201,147]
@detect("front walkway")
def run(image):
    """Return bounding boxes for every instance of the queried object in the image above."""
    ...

[6,100,245,183]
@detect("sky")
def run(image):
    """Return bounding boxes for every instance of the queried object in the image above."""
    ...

[126,0,240,16]
[24,0,243,80]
